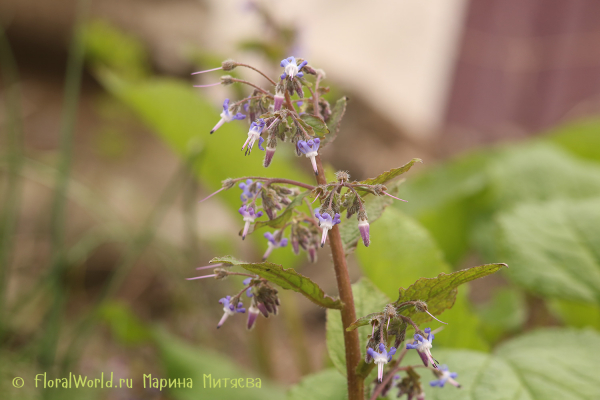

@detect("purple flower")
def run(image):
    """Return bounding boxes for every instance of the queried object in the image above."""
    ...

[280,56,308,80]
[430,365,461,388]
[367,343,397,382]
[358,217,370,247]
[297,138,321,175]
[217,296,246,328]
[210,99,246,134]
[247,302,261,330]
[241,119,266,155]
[239,205,263,240]
[406,327,438,368]
[262,232,289,260]
[315,212,341,247]
[239,179,262,202]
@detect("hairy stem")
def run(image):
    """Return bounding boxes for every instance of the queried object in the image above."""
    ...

[229,78,273,96]
[235,63,277,86]
[314,156,363,400]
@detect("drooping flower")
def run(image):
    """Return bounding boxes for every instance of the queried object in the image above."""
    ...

[406,327,438,368]
[262,232,289,260]
[238,205,263,239]
[280,56,308,80]
[239,179,262,202]
[315,211,341,247]
[297,138,321,175]
[210,99,246,134]
[217,296,246,328]
[430,365,461,388]
[357,210,370,247]
[247,301,261,330]
[241,119,266,155]
[367,343,397,382]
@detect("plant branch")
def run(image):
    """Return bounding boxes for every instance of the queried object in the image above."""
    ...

[235,63,278,86]
[229,78,273,96]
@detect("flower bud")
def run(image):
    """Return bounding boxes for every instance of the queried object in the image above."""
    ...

[357,210,370,247]
[263,136,277,168]
[221,59,236,71]
[220,75,234,85]
[335,170,350,183]
[221,178,235,189]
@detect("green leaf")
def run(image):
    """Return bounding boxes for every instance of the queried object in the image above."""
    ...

[320,96,348,147]
[357,158,422,187]
[405,328,600,400]
[394,263,506,324]
[152,328,284,400]
[485,144,600,211]
[549,299,600,330]
[300,114,329,136]
[211,256,342,309]
[326,279,389,376]
[475,287,527,344]
[251,191,311,232]
[544,118,600,163]
[287,369,347,400]
[356,208,493,350]
[496,197,600,304]
[296,117,316,137]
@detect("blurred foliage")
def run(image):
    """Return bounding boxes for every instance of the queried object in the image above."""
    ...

[287,368,347,400]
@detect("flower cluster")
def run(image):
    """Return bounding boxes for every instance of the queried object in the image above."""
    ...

[187,265,280,330]
[193,55,321,175]
[190,56,411,345]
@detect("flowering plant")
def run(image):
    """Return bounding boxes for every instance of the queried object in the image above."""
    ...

[188,56,506,399]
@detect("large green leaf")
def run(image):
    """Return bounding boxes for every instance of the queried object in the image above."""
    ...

[211,256,342,309]
[355,208,495,350]
[152,328,284,400]
[400,328,600,400]
[358,158,422,187]
[287,369,347,400]
[326,279,389,376]
[495,197,600,304]
[394,263,506,324]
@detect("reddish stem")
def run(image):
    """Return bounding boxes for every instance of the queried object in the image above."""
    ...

[315,155,363,400]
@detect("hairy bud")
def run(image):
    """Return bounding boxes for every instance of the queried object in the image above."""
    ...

[220,75,234,85]
[335,170,350,183]
[221,59,236,71]
[221,178,235,189]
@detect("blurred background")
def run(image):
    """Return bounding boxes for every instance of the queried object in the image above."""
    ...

[1,0,600,399]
